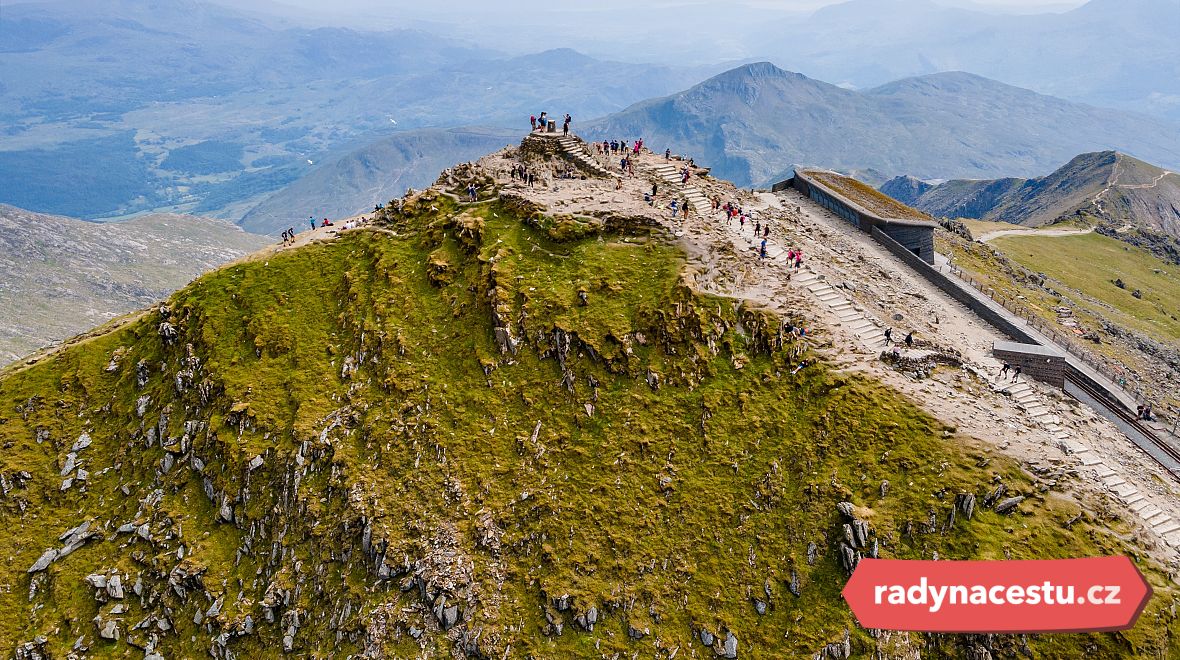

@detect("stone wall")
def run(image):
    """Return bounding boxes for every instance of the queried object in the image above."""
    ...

[993,342,1067,388]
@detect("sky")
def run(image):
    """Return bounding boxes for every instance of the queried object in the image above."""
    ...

[260,0,1087,12]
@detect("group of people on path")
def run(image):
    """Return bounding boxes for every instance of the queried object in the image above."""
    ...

[529,112,573,134]
[996,362,1022,383]
[598,139,643,156]
[884,327,917,349]
[509,163,537,187]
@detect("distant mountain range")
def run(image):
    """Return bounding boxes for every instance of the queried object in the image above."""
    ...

[880,151,1180,262]
[0,205,268,364]
[242,62,1180,231]
[238,127,519,234]
[0,0,715,220]
[585,62,1180,188]
[748,0,1180,121]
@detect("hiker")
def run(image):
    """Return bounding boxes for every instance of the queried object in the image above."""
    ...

[280,229,289,245]
[998,363,1010,381]
[615,178,623,191]
[755,220,761,236]
[682,200,690,219]
[633,140,640,155]
[538,111,547,131]
[763,223,770,238]
[527,171,535,187]
[760,238,768,259]
[1143,404,1153,421]
[1137,404,1145,419]
[665,148,671,160]
[644,192,653,205]
[669,199,679,218]
[309,217,316,231]
[651,182,658,196]
[1011,365,1022,383]
[467,184,477,202]
[530,115,537,130]
[884,327,893,345]
[787,248,796,262]
[904,331,914,348]
[739,214,746,230]
[563,113,571,134]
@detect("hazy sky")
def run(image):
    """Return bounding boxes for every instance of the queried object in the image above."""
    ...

[264,0,1087,12]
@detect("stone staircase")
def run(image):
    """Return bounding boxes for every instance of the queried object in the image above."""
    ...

[552,134,614,178]
[700,188,1180,552]
[651,161,711,216]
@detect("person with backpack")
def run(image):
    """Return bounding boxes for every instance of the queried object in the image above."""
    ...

[530,115,537,130]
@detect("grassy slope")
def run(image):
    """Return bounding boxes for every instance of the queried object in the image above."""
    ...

[991,232,1180,342]
[0,192,1177,658]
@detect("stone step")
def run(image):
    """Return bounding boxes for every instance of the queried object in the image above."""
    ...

[1154,520,1180,536]
[1095,465,1117,479]
[1076,452,1102,466]
[1102,475,1126,488]
[1128,495,1150,510]
[1146,511,1171,526]
[1112,484,1137,499]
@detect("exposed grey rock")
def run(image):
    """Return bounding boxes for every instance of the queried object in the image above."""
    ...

[722,631,738,658]
[158,322,178,345]
[60,453,76,476]
[836,501,855,520]
[408,625,423,639]
[136,360,150,388]
[956,492,976,520]
[880,480,889,498]
[247,455,265,471]
[851,520,869,548]
[28,549,58,573]
[554,594,571,611]
[806,542,818,565]
[441,605,459,630]
[71,433,92,452]
[700,629,715,647]
[995,496,1025,515]
[983,484,1007,509]
[627,624,647,640]
[85,574,108,590]
[136,395,151,418]
[753,598,767,615]
[788,569,801,597]
[95,617,119,640]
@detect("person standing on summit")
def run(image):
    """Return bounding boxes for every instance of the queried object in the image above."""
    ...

[563,113,571,134]
[530,115,537,130]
